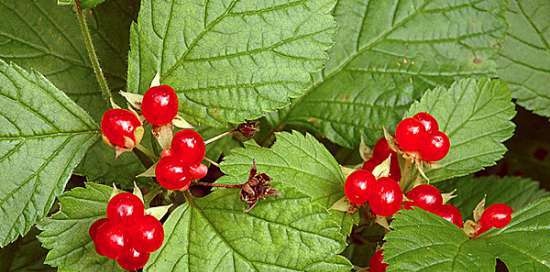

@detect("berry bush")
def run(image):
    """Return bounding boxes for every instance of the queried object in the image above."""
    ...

[0,0,549,271]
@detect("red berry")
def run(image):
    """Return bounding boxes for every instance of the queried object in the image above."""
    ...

[369,177,403,217]
[419,131,450,162]
[344,170,376,206]
[372,138,392,161]
[395,118,428,152]
[89,218,108,241]
[141,85,179,126]
[155,155,194,190]
[101,109,142,149]
[413,112,439,133]
[93,220,127,259]
[406,184,443,212]
[433,204,463,227]
[107,192,144,224]
[170,129,206,165]
[129,215,164,253]
[369,250,388,272]
[188,163,208,180]
[477,203,513,234]
[117,246,150,271]
[362,155,401,181]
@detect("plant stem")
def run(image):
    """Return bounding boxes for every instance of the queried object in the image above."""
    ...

[203,157,220,168]
[204,131,233,145]
[194,181,242,189]
[74,0,112,103]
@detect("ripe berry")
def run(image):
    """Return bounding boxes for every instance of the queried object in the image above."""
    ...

[362,154,401,181]
[141,85,179,126]
[418,131,450,162]
[107,192,144,224]
[129,215,164,253]
[171,129,206,165]
[344,170,376,206]
[369,250,388,272]
[413,112,439,133]
[117,246,150,271]
[477,203,513,235]
[188,163,208,180]
[406,184,443,212]
[395,117,428,152]
[101,109,142,149]
[155,155,194,190]
[93,220,127,259]
[369,177,403,217]
[89,218,108,241]
[433,204,463,227]
[371,138,392,161]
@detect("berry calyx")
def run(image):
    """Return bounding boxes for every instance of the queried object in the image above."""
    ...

[93,220,127,259]
[433,204,463,227]
[170,129,206,165]
[107,192,144,224]
[89,218,108,241]
[155,155,194,190]
[369,249,388,272]
[395,117,428,152]
[101,109,143,149]
[405,184,443,212]
[141,85,179,126]
[369,177,403,217]
[413,112,439,133]
[129,215,165,253]
[418,131,450,162]
[344,170,376,206]
[476,203,513,235]
[117,246,150,271]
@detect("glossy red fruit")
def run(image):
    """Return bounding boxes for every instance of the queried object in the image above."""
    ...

[89,218,109,241]
[369,250,388,272]
[371,138,392,161]
[93,220,127,259]
[419,131,450,162]
[433,204,463,227]
[101,109,142,149]
[406,184,443,212]
[477,203,513,235]
[413,112,439,133]
[155,156,194,190]
[395,117,428,152]
[188,163,208,180]
[369,177,403,217]
[129,215,164,253]
[344,170,376,206]
[117,246,150,271]
[107,192,144,224]
[141,85,179,126]
[362,154,401,181]
[171,129,206,165]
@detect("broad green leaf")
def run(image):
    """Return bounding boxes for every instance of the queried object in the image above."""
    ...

[0,229,54,272]
[127,0,337,127]
[437,176,549,218]
[38,183,122,271]
[146,187,351,272]
[406,78,516,182]
[497,0,550,117]
[0,61,98,247]
[267,0,507,148]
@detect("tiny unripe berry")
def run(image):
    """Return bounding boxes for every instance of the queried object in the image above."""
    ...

[369,249,388,272]
[141,85,179,126]
[413,112,439,133]
[344,170,376,206]
[155,155,194,190]
[369,177,403,217]
[100,109,142,149]
[106,192,144,224]
[419,131,450,162]
[171,129,206,165]
[395,117,428,152]
[406,184,443,212]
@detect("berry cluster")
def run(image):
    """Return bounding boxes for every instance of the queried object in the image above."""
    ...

[405,184,463,227]
[155,129,208,190]
[90,193,164,271]
[395,112,450,162]
[475,203,513,235]
[362,138,401,181]
[344,170,403,217]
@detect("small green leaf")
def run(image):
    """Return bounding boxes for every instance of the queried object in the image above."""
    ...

[128,0,337,126]
[38,183,122,271]
[497,0,550,117]
[406,78,516,182]
[0,60,98,247]
[437,176,549,218]
[0,229,53,271]
[146,187,351,271]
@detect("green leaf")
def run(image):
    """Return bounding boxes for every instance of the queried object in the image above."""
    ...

[38,183,122,271]
[384,197,550,272]
[146,187,351,272]
[267,0,507,148]
[406,78,516,182]
[0,60,98,247]
[57,0,106,9]
[437,176,549,218]
[127,0,337,127]
[0,229,54,272]
[497,0,550,117]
